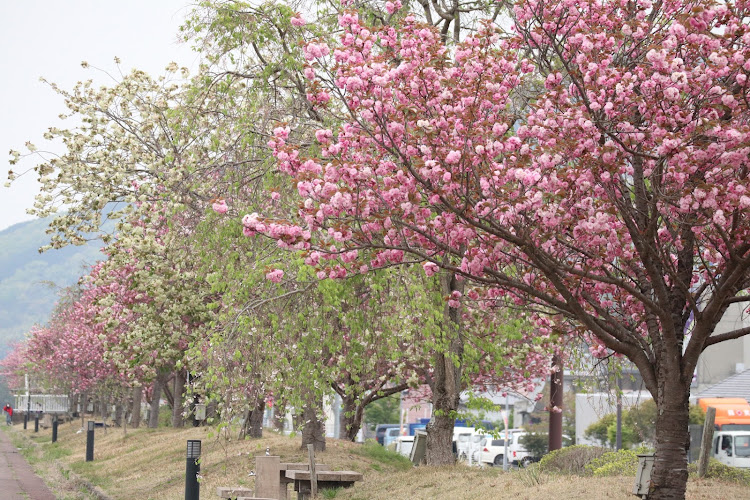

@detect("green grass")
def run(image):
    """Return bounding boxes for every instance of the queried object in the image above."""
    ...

[351,440,413,471]
[42,443,72,461]
[69,461,113,489]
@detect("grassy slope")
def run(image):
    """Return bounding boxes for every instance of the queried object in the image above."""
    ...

[5,423,750,500]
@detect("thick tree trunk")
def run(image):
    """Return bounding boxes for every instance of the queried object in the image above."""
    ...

[425,272,464,465]
[239,395,265,439]
[148,375,165,429]
[171,371,186,428]
[338,396,364,441]
[648,378,690,499]
[131,386,143,429]
[301,400,326,452]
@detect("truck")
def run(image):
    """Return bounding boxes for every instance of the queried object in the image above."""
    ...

[698,398,750,431]
[711,430,750,468]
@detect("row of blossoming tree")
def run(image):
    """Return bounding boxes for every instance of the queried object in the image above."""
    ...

[5,0,749,498]
[3,0,552,461]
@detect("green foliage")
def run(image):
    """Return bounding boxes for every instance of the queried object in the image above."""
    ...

[584,413,616,447]
[584,448,647,477]
[537,445,608,475]
[519,432,548,459]
[364,394,401,429]
[158,404,173,428]
[606,419,639,449]
[352,440,413,471]
[689,403,706,426]
[584,400,705,448]
[688,458,750,486]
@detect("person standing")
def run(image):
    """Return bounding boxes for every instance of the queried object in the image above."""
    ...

[3,403,13,425]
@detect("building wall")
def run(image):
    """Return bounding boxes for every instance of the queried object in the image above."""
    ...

[695,303,750,391]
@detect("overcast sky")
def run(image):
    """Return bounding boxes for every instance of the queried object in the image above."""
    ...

[0,1,199,232]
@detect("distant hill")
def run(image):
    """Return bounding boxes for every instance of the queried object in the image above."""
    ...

[0,217,104,357]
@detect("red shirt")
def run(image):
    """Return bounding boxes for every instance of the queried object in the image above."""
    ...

[3,405,12,417]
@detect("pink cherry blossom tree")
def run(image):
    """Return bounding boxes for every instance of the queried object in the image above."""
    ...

[245,1,750,497]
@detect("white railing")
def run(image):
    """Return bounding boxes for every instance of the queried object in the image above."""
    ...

[14,394,70,413]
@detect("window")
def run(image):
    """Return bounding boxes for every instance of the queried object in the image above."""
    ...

[721,435,733,456]
[734,435,750,457]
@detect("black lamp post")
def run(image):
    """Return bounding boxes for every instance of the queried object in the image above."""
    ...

[185,440,201,500]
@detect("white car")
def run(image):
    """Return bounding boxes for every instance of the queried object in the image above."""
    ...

[478,430,530,467]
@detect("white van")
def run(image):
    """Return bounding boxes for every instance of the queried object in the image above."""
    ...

[454,427,493,465]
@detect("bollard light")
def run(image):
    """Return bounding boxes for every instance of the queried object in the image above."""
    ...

[52,416,58,443]
[86,420,95,462]
[185,440,201,500]
[34,414,39,433]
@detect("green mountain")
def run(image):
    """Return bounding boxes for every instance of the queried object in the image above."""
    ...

[0,217,104,357]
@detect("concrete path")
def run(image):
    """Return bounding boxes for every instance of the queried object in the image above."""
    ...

[0,426,55,499]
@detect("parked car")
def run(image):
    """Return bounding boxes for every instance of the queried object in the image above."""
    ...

[383,427,402,447]
[478,429,529,467]
[454,427,494,464]
[375,424,401,446]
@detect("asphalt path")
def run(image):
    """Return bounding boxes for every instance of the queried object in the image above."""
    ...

[0,425,55,499]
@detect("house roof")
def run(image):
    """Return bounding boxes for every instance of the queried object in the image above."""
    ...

[695,369,750,402]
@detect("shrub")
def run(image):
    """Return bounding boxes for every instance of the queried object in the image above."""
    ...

[519,432,548,460]
[688,458,750,486]
[585,448,645,477]
[537,445,608,475]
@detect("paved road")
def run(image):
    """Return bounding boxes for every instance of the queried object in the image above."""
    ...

[0,426,55,499]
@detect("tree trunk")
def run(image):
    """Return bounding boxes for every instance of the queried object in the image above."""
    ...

[148,375,165,429]
[114,402,123,428]
[425,272,464,465]
[248,395,264,438]
[648,377,690,499]
[301,400,326,452]
[171,370,186,428]
[131,386,143,429]
[548,355,563,452]
[100,394,108,434]
[338,396,364,441]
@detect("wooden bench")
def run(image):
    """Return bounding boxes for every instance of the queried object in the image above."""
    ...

[278,463,330,500]
[285,470,363,500]
[217,461,333,500]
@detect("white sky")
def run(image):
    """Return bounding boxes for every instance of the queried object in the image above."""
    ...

[0,1,199,232]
